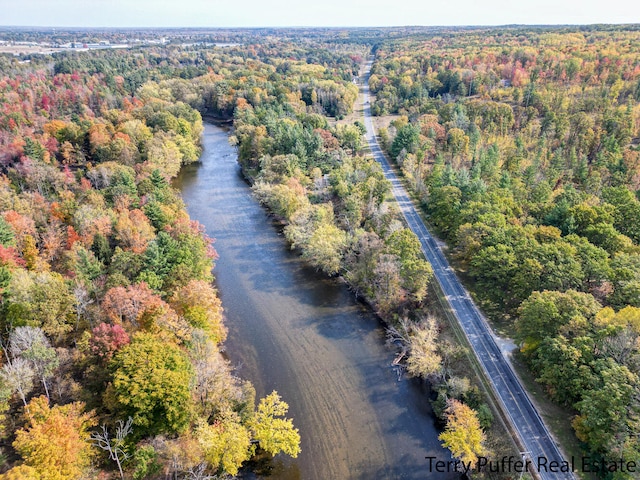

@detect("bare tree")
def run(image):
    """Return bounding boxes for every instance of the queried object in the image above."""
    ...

[0,358,35,407]
[185,463,231,479]
[91,417,133,480]
[73,283,94,329]
[386,316,444,382]
[189,329,240,417]
[405,317,443,381]
[386,318,411,366]
[9,326,59,401]
[8,326,47,357]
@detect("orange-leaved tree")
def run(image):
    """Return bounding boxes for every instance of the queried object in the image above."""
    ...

[11,396,96,480]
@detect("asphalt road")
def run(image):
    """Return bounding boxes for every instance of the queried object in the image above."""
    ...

[360,60,575,480]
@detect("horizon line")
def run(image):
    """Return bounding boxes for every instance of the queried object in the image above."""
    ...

[1,22,639,30]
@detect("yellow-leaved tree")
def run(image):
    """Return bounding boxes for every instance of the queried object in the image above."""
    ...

[197,413,253,476]
[251,391,301,458]
[438,399,485,466]
[11,396,95,480]
[0,465,42,479]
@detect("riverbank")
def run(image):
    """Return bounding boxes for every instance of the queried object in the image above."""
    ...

[175,122,459,480]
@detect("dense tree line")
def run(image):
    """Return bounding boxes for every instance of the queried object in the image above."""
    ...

[373,27,640,476]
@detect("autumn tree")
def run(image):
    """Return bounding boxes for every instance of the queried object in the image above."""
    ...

[406,317,442,380]
[146,131,184,179]
[0,465,43,479]
[106,333,194,437]
[12,396,95,480]
[4,270,75,340]
[250,391,301,458]
[302,223,347,275]
[171,280,226,344]
[253,179,310,221]
[344,231,384,298]
[101,282,162,329]
[113,208,155,254]
[0,357,35,407]
[372,254,404,314]
[438,399,486,466]
[285,204,347,275]
[9,327,59,401]
[385,228,433,303]
[188,330,239,418]
[88,323,130,362]
[197,414,253,476]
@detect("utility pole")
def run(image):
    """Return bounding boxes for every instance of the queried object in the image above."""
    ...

[519,451,531,480]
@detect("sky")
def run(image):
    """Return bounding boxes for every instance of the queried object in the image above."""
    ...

[1,0,639,28]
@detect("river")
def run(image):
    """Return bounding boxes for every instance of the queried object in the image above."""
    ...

[174,122,458,480]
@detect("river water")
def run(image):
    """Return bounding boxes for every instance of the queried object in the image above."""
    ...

[175,123,458,480]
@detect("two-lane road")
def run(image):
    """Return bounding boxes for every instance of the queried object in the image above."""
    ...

[360,60,574,480]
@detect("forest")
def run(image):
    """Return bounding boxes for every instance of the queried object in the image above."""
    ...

[370,26,640,478]
[0,30,496,478]
[0,38,313,478]
[0,24,638,479]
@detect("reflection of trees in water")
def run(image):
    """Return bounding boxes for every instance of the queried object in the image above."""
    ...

[242,450,302,480]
